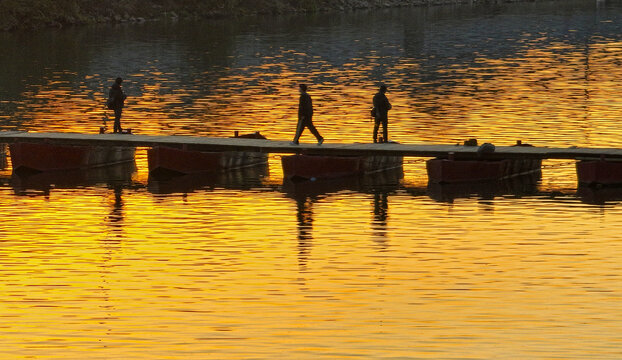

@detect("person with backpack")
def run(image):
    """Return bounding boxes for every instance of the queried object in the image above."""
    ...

[372,84,392,143]
[107,77,127,134]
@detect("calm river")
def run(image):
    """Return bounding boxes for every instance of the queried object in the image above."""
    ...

[1,1,622,358]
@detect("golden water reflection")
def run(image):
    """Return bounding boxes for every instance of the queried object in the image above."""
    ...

[7,9,622,150]
[2,1,622,358]
[1,180,622,358]
[17,40,622,152]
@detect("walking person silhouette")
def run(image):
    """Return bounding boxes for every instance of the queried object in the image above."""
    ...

[291,84,324,145]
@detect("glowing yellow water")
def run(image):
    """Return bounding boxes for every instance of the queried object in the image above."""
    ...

[1,2,622,358]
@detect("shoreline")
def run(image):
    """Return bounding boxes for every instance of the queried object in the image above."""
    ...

[1,0,543,32]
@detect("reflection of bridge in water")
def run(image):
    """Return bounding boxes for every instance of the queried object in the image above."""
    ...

[1,161,616,205]
[3,155,619,273]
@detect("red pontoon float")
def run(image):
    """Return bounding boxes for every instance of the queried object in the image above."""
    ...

[426,158,542,183]
[147,132,268,176]
[576,158,622,186]
[9,142,135,173]
[426,140,542,184]
[281,154,403,180]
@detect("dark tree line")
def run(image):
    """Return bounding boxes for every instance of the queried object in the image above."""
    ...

[0,0,525,31]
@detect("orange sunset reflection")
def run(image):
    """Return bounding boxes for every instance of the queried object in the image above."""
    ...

[3,3,622,357]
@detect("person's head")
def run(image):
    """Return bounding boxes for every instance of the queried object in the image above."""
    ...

[115,77,123,85]
[299,84,307,93]
[379,84,387,93]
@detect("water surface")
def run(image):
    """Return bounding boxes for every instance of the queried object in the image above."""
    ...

[1,1,622,358]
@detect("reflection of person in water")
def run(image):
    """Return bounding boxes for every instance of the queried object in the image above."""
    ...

[373,192,388,224]
[295,195,314,271]
[372,192,389,245]
[107,183,125,237]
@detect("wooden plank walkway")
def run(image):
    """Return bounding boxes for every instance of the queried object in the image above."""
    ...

[1,131,622,160]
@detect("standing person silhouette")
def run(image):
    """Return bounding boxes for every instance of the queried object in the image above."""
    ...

[108,77,127,134]
[291,84,324,145]
[372,84,392,143]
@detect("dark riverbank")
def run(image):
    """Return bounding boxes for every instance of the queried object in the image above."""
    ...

[1,0,537,31]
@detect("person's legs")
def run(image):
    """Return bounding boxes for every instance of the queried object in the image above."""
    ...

[292,119,304,144]
[114,108,123,133]
[373,119,380,143]
[382,118,388,142]
[306,119,323,143]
